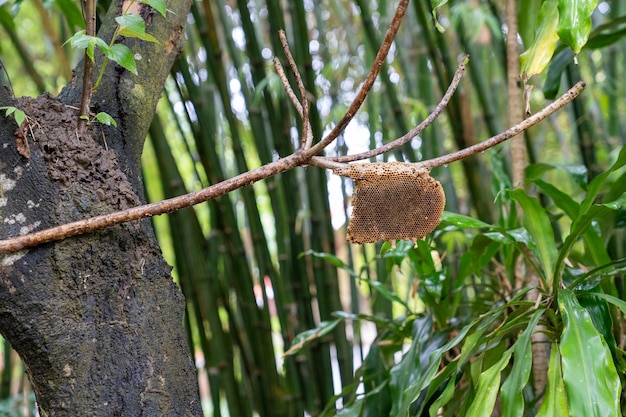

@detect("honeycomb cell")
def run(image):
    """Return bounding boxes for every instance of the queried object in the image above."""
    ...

[334,162,445,244]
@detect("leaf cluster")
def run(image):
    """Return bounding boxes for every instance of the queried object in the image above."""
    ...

[66,0,166,81]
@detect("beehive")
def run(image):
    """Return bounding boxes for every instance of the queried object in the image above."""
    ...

[334,162,445,244]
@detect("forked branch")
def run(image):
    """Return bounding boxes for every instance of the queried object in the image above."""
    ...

[0,0,586,254]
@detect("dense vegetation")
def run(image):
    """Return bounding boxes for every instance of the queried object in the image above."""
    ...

[0,0,624,415]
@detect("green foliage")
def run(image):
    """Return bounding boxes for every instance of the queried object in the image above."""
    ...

[0,106,25,127]
[79,111,117,127]
[287,148,626,415]
[520,0,606,81]
[67,0,164,82]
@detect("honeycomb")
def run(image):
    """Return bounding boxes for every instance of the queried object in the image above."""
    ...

[334,162,445,244]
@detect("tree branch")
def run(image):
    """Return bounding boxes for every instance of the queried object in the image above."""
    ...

[0,81,585,253]
[415,81,586,170]
[306,0,410,156]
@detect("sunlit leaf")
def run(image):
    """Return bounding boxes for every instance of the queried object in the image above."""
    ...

[557,0,599,56]
[430,0,448,32]
[95,112,117,127]
[119,28,160,43]
[520,0,559,77]
[558,289,621,417]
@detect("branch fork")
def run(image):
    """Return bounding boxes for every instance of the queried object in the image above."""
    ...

[0,0,585,253]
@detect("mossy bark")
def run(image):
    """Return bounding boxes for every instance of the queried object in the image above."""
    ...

[0,0,202,415]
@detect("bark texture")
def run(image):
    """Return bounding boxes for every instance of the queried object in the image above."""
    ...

[0,0,202,415]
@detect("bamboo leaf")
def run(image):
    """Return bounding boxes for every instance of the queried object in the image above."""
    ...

[284,318,343,357]
[301,250,357,277]
[557,0,599,55]
[536,344,568,417]
[520,0,559,77]
[558,289,621,417]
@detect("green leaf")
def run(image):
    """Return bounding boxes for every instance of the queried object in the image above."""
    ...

[390,319,473,416]
[106,44,137,75]
[363,279,409,310]
[0,106,25,126]
[12,108,25,126]
[0,5,15,31]
[518,0,544,48]
[119,28,160,43]
[509,189,557,286]
[302,250,357,277]
[555,149,626,279]
[115,14,146,34]
[95,112,117,127]
[558,289,621,417]
[284,318,343,356]
[465,347,513,417]
[536,344,568,417]
[440,211,492,229]
[500,309,544,417]
[520,0,559,77]
[140,0,166,17]
[430,0,448,32]
[543,48,573,99]
[557,0,599,55]
[67,31,109,62]
[590,292,626,316]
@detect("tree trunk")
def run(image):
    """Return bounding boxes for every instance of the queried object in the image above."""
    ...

[0,0,202,415]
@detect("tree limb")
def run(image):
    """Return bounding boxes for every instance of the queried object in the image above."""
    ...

[0,80,585,253]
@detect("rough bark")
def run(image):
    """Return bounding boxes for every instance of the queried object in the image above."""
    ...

[0,0,202,415]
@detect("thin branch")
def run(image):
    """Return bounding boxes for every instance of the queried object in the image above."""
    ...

[416,81,586,170]
[76,0,96,133]
[306,0,410,156]
[278,30,312,150]
[323,55,469,163]
[274,58,303,117]
[0,81,586,254]
[0,152,309,253]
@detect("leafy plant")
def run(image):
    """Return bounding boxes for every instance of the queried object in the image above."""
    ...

[288,147,626,416]
[66,0,165,88]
